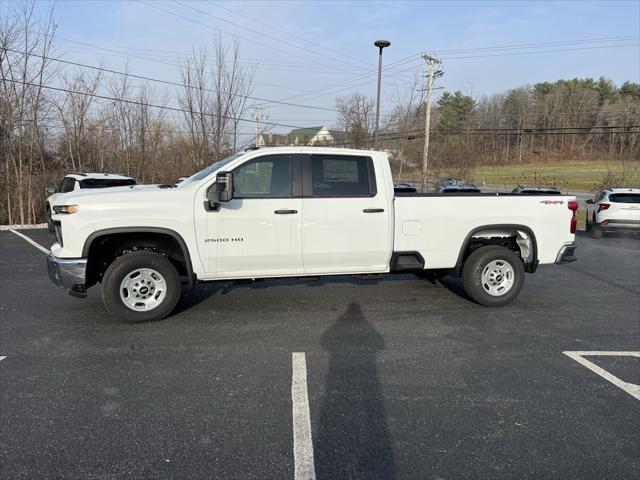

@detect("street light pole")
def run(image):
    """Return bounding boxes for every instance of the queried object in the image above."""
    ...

[373,39,390,149]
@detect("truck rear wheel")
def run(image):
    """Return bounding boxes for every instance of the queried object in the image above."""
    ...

[461,246,525,307]
[102,250,181,323]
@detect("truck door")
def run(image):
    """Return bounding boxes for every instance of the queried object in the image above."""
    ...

[301,153,390,274]
[201,154,303,278]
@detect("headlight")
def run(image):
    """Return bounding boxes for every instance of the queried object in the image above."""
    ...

[53,204,79,214]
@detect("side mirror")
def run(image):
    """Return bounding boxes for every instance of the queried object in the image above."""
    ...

[205,171,233,211]
[585,199,594,205]
[215,171,234,202]
[46,186,57,195]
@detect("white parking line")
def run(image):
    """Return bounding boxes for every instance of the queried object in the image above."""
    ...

[563,351,640,401]
[9,229,50,254]
[292,352,316,480]
[0,356,6,362]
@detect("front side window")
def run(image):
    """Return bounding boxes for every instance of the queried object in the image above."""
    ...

[60,178,75,193]
[233,155,292,198]
[310,154,374,197]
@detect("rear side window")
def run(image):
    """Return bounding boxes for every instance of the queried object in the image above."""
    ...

[609,193,640,203]
[310,154,375,197]
[79,179,136,189]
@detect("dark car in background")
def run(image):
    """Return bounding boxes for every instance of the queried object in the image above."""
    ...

[512,185,562,195]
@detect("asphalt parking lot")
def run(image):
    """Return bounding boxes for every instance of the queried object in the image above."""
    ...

[1,229,638,479]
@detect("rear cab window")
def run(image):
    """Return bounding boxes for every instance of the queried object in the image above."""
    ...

[609,193,640,203]
[308,154,376,197]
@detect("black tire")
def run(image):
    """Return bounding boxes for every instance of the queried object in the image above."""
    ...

[101,251,181,323]
[47,208,54,233]
[591,226,603,239]
[461,246,525,307]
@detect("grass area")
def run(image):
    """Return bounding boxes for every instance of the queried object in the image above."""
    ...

[400,159,639,193]
[468,160,639,192]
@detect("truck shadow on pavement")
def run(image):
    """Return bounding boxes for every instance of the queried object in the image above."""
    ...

[314,303,396,480]
[174,274,470,315]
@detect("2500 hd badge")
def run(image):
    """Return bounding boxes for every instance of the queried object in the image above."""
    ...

[204,237,244,243]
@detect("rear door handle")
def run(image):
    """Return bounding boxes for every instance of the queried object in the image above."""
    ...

[363,208,384,213]
[274,209,298,215]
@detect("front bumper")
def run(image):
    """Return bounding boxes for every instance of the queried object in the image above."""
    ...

[555,242,578,264]
[47,253,88,298]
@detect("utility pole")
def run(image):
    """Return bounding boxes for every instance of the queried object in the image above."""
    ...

[254,107,263,147]
[420,53,442,192]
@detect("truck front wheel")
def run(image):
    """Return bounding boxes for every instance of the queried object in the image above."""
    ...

[461,246,525,307]
[102,251,181,323]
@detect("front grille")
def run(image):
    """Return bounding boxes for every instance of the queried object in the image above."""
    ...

[53,221,64,247]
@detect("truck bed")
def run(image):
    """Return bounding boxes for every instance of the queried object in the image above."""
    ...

[393,194,576,268]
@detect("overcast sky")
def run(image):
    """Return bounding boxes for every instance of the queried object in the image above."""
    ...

[8,0,640,135]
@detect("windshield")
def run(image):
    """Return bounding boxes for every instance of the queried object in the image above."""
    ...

[180,154,242,186]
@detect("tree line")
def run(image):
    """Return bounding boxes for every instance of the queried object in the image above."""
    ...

[373,77,640,176]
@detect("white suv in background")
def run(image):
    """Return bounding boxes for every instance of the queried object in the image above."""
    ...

[46,173,136,232]
[585,188,640,238]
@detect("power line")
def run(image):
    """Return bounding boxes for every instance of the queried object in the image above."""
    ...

[441,42,639,60]
[139,1,365,74]
[433,35,639,54]
[210,1,369,66]
[51,35,343,94]
[3,47,348,113]
[171,0,370,71]
[3,78,320,131]
[281,35,640,102]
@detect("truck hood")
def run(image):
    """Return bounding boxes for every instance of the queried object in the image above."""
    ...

[51,184,179,207]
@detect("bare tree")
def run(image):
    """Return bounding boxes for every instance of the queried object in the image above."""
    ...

[0,0,56,224]
[178,38,254,166]
[54,67,102,171]
[384,74,421,177]
[335,92,375,149]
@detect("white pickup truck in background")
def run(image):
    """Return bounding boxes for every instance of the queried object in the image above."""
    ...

[47,147,578,322]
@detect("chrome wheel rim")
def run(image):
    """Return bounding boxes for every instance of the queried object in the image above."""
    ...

[481,259,515,297]
[119,268,167,312]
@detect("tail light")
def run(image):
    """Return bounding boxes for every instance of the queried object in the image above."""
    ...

[568,201,578,234]
[597,203,610,213]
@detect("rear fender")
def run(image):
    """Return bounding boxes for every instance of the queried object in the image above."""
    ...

[454,224,538,275]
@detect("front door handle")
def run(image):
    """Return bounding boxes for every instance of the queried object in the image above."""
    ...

[274,209,298,215]
[363,208,384,213]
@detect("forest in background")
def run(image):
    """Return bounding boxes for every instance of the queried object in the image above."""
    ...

[2,2,639,225]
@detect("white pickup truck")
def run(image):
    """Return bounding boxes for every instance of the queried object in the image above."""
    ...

[47,147,578,322]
